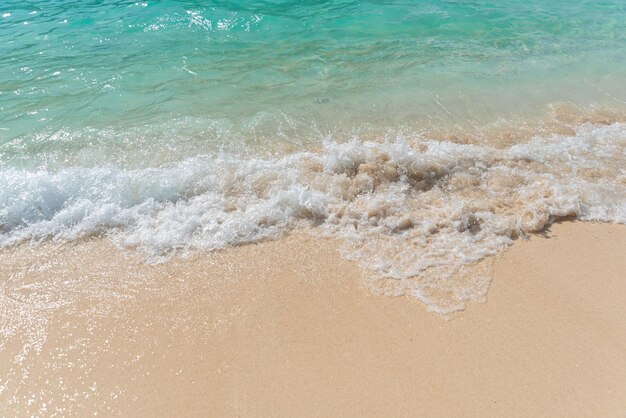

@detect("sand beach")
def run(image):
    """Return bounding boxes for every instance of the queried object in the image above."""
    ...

[2,221,625,416]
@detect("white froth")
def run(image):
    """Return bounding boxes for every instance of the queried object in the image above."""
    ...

[1,123,625,312]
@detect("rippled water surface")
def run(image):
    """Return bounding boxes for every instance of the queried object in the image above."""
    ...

[2,0,625,148]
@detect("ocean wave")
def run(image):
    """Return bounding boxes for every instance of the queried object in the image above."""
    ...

[1,122,625,313]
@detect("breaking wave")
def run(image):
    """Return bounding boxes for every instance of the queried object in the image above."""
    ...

[1,122,625,312]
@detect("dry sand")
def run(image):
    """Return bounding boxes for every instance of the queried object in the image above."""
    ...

[1,221,625,416]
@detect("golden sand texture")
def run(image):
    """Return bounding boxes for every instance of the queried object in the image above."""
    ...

[1,222,625,416]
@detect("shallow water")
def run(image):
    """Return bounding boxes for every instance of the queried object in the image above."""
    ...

[1,0,626,312]
[2,0,625,145]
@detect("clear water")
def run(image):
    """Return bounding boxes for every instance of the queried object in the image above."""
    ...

[2,1,625,150]
[1,1,626,312]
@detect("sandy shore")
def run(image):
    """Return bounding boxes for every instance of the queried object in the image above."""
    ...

[1,221,625,416]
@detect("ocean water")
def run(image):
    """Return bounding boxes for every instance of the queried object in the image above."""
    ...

[1,0,626,312]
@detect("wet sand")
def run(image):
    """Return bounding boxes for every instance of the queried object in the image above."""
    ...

[1,221,625,416]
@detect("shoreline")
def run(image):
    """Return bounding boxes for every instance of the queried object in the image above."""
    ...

[1,221,626,416]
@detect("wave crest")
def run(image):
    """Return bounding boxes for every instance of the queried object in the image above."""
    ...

[1,123,625,313]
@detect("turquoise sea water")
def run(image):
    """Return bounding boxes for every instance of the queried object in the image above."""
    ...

[2,1,625,150]
[1,1,626,312]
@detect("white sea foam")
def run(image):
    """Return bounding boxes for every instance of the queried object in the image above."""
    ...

[1,123,625,312]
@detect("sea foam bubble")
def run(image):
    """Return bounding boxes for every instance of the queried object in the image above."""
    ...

[1,123,624,312]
